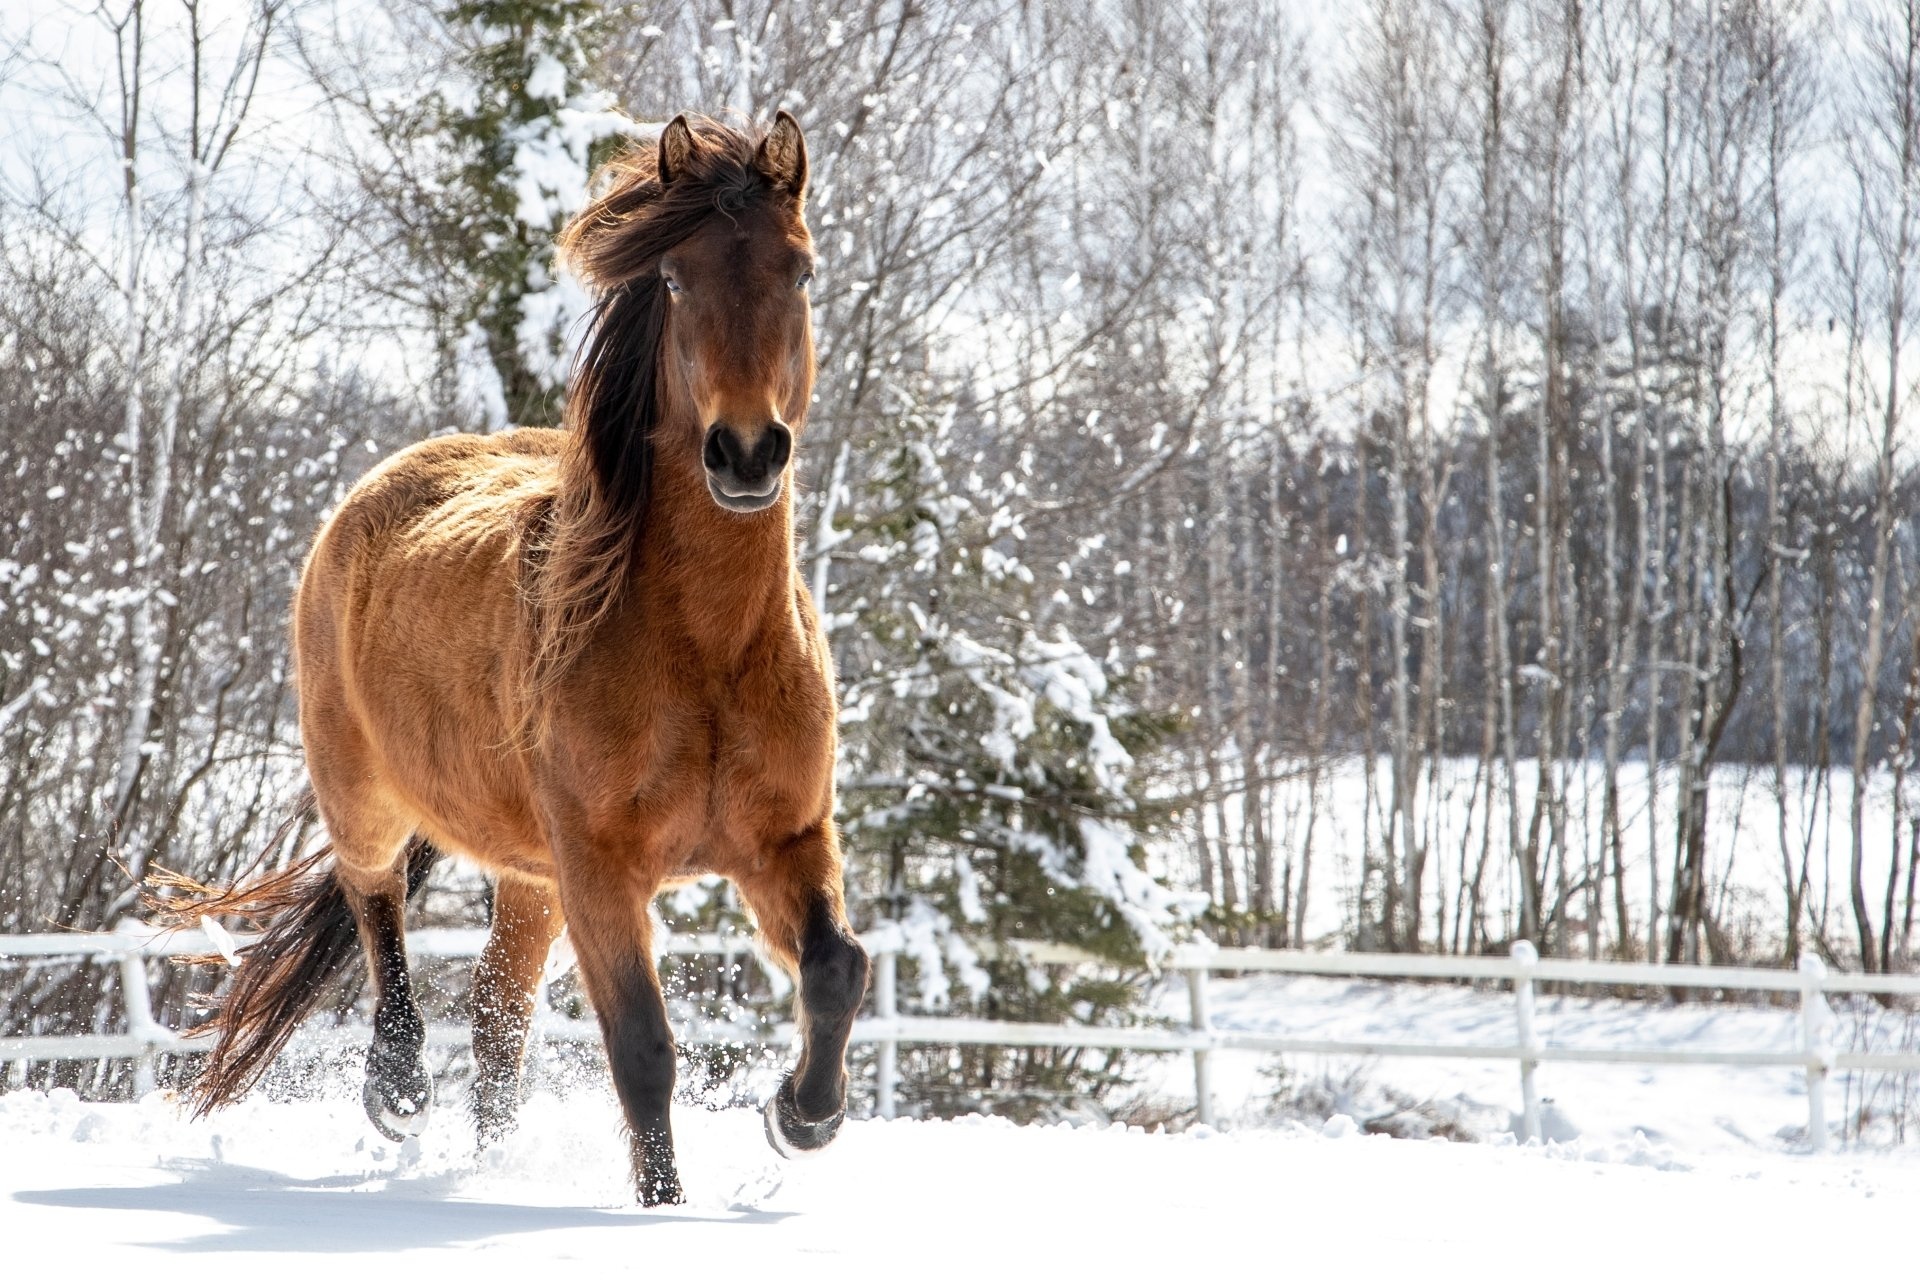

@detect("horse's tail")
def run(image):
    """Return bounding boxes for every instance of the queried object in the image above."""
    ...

[147,795,439,1114]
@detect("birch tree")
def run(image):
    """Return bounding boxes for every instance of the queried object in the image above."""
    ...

[1842,0,1920,973]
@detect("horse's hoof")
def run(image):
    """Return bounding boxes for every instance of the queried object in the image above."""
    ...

[630,1126,683,1205]
[638,1175,686,1208]
[763,1076,844,1159]
[364,1066,434,1144]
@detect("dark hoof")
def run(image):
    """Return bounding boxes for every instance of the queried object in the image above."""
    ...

[639,1174,686,1208]
[631,1125,684,1206]
[763,1075,844,1159]
[364,1050,434,1143]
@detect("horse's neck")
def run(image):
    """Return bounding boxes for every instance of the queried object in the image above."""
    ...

[638,474,798,659]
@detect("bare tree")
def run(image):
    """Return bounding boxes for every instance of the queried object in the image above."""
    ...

[1841,0,1920,973]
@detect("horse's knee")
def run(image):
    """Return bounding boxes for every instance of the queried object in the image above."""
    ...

[800,911,869,1025]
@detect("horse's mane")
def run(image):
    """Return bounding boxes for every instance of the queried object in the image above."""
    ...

[518,116,775,736]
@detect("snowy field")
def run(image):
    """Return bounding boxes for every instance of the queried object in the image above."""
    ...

[1143,972,1920,1152]
[4,1088,1915,1276]
[8,972,1920,1274]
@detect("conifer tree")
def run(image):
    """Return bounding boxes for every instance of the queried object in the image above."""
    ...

[831,384,1199,1116]
[432,0,630,426]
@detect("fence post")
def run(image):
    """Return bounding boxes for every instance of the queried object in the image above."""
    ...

[1511,940,1542,1144]
[874,945,898,1120]
[1187,964,1215,1129]
[115,924,158,1097]
[1798,954,1831,1153]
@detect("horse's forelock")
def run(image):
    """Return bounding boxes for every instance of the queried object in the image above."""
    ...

[561,117,768,292]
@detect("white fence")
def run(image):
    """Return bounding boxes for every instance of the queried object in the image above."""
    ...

[6,924,1920,1153]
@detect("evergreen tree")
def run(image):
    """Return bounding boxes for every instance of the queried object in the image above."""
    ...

[431,0,631,427]
[832,383,1200,1117]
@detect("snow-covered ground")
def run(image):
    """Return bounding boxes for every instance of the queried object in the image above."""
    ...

[1143,971,1920,1156]
[8,972,1919,1273]
[4,1087,1914,1276]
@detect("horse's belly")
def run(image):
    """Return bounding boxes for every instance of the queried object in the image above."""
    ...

[365,733,544,870]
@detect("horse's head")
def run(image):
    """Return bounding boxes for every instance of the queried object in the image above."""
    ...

[656,114,814,514]
[560,113,816,519]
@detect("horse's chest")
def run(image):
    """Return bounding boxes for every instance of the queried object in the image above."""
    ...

[713,679,833,811]
[637,662,834,863]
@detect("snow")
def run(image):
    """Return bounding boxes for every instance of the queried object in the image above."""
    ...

[504,90,636,392]
[523,51,568,105]
[865,899,988,1008]
[2,1080,1913,1274]
[505,99,630,232]
[1018,632,1133,795]
[10,971,1920,1268]
[1142,970,1920,1156]
[512,260,594,390]
[453,320,509,432]
[198,918,241,968]
[1076,814,1202,959]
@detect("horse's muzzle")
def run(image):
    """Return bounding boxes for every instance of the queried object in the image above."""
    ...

[703,422,791,514]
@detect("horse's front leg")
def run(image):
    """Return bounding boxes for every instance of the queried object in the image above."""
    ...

[736,824,871,1156]
[551,845,682,1206]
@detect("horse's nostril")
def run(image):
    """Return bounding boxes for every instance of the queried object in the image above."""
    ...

[703,426,732,474]
[764,425,792,472]
[743,425,791,482]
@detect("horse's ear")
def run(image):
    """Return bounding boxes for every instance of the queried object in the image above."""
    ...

[658,115,695,186]
[757,110,807,199]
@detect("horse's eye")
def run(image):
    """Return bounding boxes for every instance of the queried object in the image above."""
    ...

[664,277,683,295]
[796,271,813,290]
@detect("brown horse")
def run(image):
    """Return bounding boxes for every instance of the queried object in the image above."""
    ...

[166,112,867,1206]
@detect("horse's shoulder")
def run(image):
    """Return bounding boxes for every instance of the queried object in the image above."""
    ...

[790,580,836,670]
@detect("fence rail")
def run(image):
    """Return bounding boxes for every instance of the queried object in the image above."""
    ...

[6,924,1920,1152]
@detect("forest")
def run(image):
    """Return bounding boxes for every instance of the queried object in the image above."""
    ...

[2,0,1918,1104]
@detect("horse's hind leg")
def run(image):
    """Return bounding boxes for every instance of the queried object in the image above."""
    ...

[299,599,437,1141]
[470,874,563,1145]
[333,838,439,1143]
[734,825,870,1156]
[311,749,436,1141]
